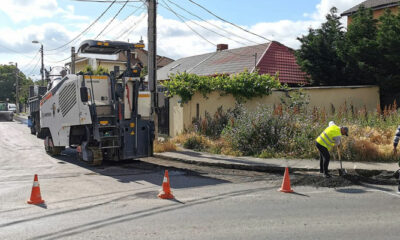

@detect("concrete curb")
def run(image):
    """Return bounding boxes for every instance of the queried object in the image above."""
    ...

[14,114,28,123]
[154,153,397,176]
[155,153,321,173]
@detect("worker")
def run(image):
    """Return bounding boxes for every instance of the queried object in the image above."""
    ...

[393,125,400,155]
[315,121,349,178]
[392,125,400,192]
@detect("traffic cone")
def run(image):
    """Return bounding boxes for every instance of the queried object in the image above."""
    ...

[27,174,45,204]
[279,167,294,193]
[158,170,174,199]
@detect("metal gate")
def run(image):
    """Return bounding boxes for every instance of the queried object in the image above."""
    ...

[157,89,169,135]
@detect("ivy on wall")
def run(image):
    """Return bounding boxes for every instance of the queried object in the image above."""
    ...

[162,70,283,103]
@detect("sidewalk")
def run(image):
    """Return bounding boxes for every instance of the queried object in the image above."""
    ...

[14,113,28,123]
[155,149,399,173]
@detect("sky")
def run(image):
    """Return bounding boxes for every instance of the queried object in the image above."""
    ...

[0,0,365,80]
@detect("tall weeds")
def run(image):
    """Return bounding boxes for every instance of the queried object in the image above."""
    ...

[178,97,400,163]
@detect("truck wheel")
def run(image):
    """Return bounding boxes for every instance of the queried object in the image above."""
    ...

[37,129,45,139]
[44,136,63,156]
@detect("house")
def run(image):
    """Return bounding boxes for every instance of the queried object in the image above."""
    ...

[65,48,174,74]
[156,41,308,85]
[341,0,399,26]
[155,41,310,136]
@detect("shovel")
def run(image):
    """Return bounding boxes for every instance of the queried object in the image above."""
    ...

[337,147,347,176]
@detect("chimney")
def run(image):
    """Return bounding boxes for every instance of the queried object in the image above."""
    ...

[216,44,228,51]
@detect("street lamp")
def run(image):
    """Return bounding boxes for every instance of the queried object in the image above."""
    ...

[9,62,19,114]
[32,40,44,85]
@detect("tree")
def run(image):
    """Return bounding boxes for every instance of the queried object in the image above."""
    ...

[296,7,346,86]
[0,64,33,104]
[339,6,379,85]
[376,9,400,105]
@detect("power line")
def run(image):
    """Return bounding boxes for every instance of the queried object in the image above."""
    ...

[166,0,263,46]
[102,2,145,38]
[46,0,117,52]
[160,1,248,46]
[53,56,71,64]
[46,55,71,64]
[72,0,142,2]
[115,11,147,40]
[160,0,215,46]
[160,0,266,58]
[26,57,41,76]
[96,0,129,39]
[20,50,40,71]
[0,43,37,59]
[187,0,272,42]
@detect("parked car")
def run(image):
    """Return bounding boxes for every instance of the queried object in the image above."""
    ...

[0,102,13,121]
[7,103,16,113]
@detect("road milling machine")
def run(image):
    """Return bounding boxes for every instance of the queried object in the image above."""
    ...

[29,40,154,165]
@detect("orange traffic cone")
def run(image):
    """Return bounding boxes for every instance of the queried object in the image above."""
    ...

[158,170,174,199]
[27,174,45,204]
[279,167,294,193]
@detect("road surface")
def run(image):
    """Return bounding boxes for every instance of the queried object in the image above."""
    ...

[1,120,400,240]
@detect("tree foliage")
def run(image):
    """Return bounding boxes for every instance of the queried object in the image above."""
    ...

[339,6,378,85]
[0,64,33,104]
[296,7,346,86]
[296,5,400,105]
[376,9,400,103]
[162,70,283,103]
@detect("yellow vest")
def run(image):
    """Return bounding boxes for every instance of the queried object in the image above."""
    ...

[316,125,341,151]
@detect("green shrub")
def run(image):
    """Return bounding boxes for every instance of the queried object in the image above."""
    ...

[222,105,325,156]
[162,70,282,103]
[192,106,229,139]
[183,135,207,151]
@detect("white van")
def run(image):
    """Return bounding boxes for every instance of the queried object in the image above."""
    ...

[7,103,16,113]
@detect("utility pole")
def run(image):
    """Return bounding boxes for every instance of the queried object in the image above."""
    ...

[40,44,44,86]
[15,62,19,114]
[32,40,44,85]
[147,0,158,140]
[71,47,76,74]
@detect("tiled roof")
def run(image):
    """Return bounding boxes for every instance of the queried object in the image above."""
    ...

[156,41,308,85]
[342,0,399,16]
[257,42,308,84]
[156,43,267,81]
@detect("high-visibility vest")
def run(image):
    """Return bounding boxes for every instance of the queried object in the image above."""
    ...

[316,125,341,151]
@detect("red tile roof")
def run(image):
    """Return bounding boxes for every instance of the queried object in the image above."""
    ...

[157,41,308,85]
[257,41,308,85]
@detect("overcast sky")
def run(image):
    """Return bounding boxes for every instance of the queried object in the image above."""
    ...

[0,0,364,80]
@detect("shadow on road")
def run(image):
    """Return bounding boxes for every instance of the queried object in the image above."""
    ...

[52,148,229,190]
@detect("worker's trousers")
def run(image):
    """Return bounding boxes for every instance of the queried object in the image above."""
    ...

[316,142,330,173]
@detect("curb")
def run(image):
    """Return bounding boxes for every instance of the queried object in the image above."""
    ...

[14,114,28,124]
[154,153,318,173]
[154,153,396,176]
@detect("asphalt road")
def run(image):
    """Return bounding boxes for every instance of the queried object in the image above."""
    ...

[1,120,400,240]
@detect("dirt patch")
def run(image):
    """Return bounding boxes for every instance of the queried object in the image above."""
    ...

[291,170,398,188]
[139,157,399,188]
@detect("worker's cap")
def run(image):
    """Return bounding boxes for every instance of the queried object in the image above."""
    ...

[341,126,349,136]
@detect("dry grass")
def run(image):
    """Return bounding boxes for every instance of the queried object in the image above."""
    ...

[170,101,400,162]
[154,140,177,153]
[339,125,399,162]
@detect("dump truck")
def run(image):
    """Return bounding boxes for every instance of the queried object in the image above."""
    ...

[28,84,48,136]
[28,40,154,165]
